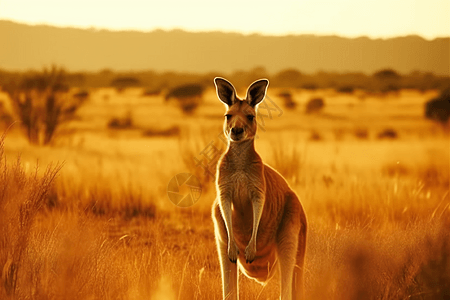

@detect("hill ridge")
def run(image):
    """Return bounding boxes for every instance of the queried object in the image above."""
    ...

[1,20,448,75]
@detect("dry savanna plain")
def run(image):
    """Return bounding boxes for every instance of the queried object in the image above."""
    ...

[0,86,449,299]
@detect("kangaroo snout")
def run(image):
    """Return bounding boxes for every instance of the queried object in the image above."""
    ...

[231,127,244,135]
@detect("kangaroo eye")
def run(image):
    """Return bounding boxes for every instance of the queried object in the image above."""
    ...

[225,114,232,120]
[247,115,254,121]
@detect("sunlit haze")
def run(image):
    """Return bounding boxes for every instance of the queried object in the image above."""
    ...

[1,0,449,39]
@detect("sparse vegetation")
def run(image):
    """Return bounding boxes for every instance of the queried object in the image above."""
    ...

[425,89,450,124]
[354,128,369,139]
[110,76,141,92]
[142,125,180,137]
[278,91,297,110]
[305,97,325,114]
[336,85,355,94]
[309,130,323,141]
[0,74,448,300]
[377,128,398,139]
[107,112,133,129]
[0,133,62,298]
[1,67,86,145]
[165,83,204,115]
[142,88,162,97]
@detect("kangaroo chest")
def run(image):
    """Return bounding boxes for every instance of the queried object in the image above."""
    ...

[227,171,273,245]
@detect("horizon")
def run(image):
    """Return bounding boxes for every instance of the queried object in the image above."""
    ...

[1,0,449,40]
[1,19,449,42]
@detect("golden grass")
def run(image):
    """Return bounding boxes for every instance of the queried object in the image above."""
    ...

[0,88,449,299]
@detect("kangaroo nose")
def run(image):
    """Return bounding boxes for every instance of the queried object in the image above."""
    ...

[231,127,244,135]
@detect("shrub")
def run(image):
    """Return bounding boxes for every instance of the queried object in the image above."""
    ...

[354,128,369,139]
[301,83,318,90]
[337,85,355,94]
[165,83,204,115]
[110,76,141,92]
[142,88,162,97]
[165,84,204,101]
[373,69,401,81]
[277,91,297,110]
[309,130,323,141]
[305,97,325,114]
[73,90,90,101]
[107,112,133,129]
[373,69,401,94]
[142,126,180,137]
[425,89,450,124]
[377,128,398,139]
[2,67,86,145]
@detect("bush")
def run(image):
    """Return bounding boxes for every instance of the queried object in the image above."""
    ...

[301,83,318,90]
[165,84,204,101]
[142,126,180,137]
[142,88,162,97]
[305,98,325,114]
[278,91,297,110]
[425,89,450,124]
[373,69,401,94]
[354,128,369,139]
[373,69,401,81]
[337,85,355,94]
[73,90,90,101]
[377,128,398,139]
[107,112,133,129]
[2,67,86,145]
[309,130,323,141]
[165,83,204,115]
[110,76,141,92]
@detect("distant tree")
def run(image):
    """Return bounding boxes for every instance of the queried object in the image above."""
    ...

[274,69,302,87]
[425,89,450,124]
[165,83,204,115]
[142,88,162,97]
[301,83,318,91]
[73,90,90,101]
[336,85,355,94]
[107,111,133,129]
[305,98,325,114]
[373,69,401,93]
[278,91,297,110]
[377,128,398,139]
[373,69,401,80]
[110,76,141,92]
[2,67,86,145]
[165,84,204,101]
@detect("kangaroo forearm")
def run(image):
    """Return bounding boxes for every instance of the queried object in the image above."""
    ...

[218,196,234,241]
[250,197,264,241]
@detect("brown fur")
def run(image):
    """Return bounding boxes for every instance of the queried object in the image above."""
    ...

[212,78,307,300]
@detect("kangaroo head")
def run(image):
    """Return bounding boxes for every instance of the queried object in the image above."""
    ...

[214,77,269,142]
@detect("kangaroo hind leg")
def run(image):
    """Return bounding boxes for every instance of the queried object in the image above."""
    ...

[212,201,239,300]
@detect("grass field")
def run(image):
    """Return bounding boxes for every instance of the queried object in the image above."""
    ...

[0,87,449,299]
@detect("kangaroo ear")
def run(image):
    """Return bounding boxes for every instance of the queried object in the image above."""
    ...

[246,79,269,107]
[214,77,236,106]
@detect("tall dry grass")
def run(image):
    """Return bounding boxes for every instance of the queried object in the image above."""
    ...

[0,86,449,299]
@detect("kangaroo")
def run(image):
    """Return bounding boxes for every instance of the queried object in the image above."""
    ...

[211,77,307,300]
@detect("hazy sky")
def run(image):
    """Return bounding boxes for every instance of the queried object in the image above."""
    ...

[0,0,449,39]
